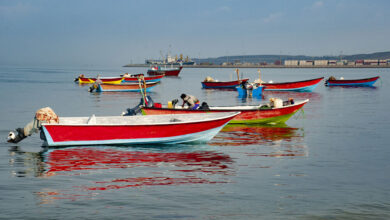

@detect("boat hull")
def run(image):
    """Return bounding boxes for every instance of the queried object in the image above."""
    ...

[202,79,249,89]
[97,82,158,92]
[78,77,124,84]
[41,113,238,146]
[147,66,183,76]
[142,100,308,124]
[325,76,379,87]
[123,74,165,83]
[262,77,323,92]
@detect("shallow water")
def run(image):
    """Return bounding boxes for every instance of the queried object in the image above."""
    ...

[0,65,389,219]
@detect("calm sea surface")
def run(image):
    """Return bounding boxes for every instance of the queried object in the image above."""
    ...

[0,65,389,219]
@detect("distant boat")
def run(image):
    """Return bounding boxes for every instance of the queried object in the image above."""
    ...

[262,77,324,92]
[201,79,249,89]
[122,73,165,83]
[147,65,183,76]
[325,76,379,87]
[39,112,239,146]
[141,99,308,124]
[96,82,159,92]
[76,76,124,84]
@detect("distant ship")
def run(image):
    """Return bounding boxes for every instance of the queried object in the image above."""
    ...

[146,53,195,65]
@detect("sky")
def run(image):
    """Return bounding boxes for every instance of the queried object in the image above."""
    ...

[0,0,389,67]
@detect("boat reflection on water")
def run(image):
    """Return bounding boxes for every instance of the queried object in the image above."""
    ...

[8,145,234,202]
[263,90,322,102]
[210,123,307,157]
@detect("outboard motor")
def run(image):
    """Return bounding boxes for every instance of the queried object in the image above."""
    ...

[198,102,210,110]
[7,128,27,143]
[123,96,154,116]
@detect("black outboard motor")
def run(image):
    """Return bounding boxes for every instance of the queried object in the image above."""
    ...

[198,102,210,110]
[124,96,154,116]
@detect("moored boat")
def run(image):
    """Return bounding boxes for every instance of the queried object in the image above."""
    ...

[76,76,124,84]
[202,79,249,89]
[96,82,159,92]
[122,73,165,83]
[325,76,379,87]
[147,65,183,76]
[262,77,324,92]
[40,112,239,146]
[7,110,239,146]
[141,99,308,124]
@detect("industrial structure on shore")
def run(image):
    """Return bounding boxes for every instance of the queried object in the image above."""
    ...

[137,51,390,68]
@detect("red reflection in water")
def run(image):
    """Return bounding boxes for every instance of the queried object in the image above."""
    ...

[210,124,301,146]
[45,148,233,176]
[35,147,234,201]
[87,176,227,191]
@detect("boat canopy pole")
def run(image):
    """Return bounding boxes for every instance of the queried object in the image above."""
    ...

[258,69,262,86]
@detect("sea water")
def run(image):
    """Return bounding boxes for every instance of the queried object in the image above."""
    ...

[0,65,389,219]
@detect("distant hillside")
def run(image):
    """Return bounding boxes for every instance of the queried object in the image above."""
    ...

[193,51,390,65]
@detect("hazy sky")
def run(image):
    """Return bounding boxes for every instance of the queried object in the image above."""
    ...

[1,0,389,67]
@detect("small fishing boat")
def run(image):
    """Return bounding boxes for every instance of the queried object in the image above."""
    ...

[141,99,308,124]
[7,110,238,146]
[325,76,380,87]
[202,79,249,89]
[122,73,165,83]
[147,65,183,76]
[96,82,159,92]
[75,75,124,84]
[39,112,239,146]
[262,77,324,92]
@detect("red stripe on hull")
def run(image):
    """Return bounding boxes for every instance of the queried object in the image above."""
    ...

[44,117,232,143]
[263,77,323,90]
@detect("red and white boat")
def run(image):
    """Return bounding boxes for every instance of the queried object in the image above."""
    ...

[202,79,249,89]
[262,77,324,92]
[147,65,183,76]
[141,99,308,124]
[40,112,239,146]
[122,73,165,83]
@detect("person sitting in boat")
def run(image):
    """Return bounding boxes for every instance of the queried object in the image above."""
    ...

[89,75,103,92]
[180,93,200,110]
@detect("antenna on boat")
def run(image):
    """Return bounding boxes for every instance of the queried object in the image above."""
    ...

[258,69,262,87]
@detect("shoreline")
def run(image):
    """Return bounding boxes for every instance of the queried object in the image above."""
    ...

[123,64,390,68]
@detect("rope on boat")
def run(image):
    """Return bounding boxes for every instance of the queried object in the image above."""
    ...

[378,77,384,87]
[294,108,305,120]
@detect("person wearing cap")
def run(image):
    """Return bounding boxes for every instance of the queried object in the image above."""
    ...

[180,93,200,109]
